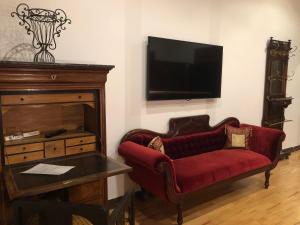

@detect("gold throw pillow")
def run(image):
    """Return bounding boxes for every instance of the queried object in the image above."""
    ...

[225,125,252,149]
[147,136,165,154]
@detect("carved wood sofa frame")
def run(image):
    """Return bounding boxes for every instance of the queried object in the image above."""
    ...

[120,115,285,225]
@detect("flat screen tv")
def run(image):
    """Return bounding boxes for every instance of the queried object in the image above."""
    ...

[147,36,223,100]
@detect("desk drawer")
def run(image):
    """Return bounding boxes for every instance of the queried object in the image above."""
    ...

[0,71,107,83]
[6,151,44,165]
[1,93,95,105]
[66,136,96,147]
[68,180,105,204]
[66,143,96,155]
[45,140,65,158]
[5,143,44,155]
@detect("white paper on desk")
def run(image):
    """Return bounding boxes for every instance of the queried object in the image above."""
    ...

[20,163,75,175]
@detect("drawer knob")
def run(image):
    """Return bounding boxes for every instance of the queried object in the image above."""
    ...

[23,156,27,160]
[80,140,83,143]
[78,95,82,99]
[80,148,83,151]
[53,147,57,151]
[50,75,57,80]
[20,97,24,101]
[22,147,26,150]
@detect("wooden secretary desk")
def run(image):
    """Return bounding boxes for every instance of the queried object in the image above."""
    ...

[0,61,115,225]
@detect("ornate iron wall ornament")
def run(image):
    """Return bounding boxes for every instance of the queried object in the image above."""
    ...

[11,3,71,63]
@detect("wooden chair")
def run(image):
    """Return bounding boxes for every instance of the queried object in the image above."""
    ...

[13,192,135,225]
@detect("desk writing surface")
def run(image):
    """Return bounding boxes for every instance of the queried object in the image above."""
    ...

[4,152,131,200]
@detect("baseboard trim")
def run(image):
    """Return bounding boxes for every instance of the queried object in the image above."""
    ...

[280,145,300,160]
[282,145,300,153]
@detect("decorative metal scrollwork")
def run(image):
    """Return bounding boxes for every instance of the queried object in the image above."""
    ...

[11,3,71,63]
[287,71,295,81]
[270,39,280,50]
[290,46,298,54]
[270,49,289,57]
[269,37,292,57]
[289,46,297,58]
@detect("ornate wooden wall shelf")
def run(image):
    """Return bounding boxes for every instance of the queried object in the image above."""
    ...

[262,37,293,131]
[264,120,292,127]
[268,76,288,81]
[266,96,293,101]
[266,96,293,108]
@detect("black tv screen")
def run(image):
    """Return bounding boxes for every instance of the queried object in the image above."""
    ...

[147,36,223,100]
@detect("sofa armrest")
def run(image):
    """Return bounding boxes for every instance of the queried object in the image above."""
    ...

[119,141,170,172]
[240,124,285,162]
[118,141,182,198]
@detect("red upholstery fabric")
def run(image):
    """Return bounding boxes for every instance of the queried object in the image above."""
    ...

[118,141,181,201]
[241,124,285,161]
[162,126,227,159]
[124,120,240,160]
[174,149,271,193]
[125,160,169,201]
[119,141,170,172]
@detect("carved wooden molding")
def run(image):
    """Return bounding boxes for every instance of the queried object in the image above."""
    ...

[121,115,240,143]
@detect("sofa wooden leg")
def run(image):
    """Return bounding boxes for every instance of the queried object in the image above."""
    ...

[265,170,270,189]
[177,203,183,225]
[136,187,151,201]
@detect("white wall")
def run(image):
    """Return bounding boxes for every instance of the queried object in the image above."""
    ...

[0,0,299,199]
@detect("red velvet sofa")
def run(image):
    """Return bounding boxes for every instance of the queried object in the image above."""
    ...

[118,115,285,225]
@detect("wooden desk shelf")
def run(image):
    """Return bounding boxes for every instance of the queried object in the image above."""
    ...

[4,130,95,146]
[1,92,95,106]
[4,132,97,165]
[1,93,99,166]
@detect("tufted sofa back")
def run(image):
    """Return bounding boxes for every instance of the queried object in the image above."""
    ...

[123,119,240,160]
[162,126,226,159]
